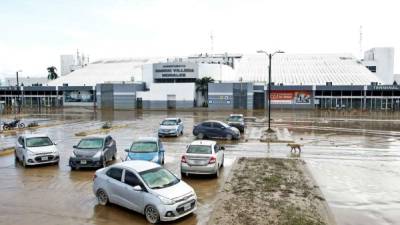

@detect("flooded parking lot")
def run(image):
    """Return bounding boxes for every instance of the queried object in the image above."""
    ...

[1,109,400,225]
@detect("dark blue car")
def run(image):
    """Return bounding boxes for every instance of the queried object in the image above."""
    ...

[124,137,165,165]
[192,120,240,140]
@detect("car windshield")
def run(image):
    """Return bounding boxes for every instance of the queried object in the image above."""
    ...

[130,142,158,153]
[139,167,179,189]
[77,138,103,150]
[228,116,243,122]
[26,137,53,147]
[161,120,177,126]
[187,145,212,154]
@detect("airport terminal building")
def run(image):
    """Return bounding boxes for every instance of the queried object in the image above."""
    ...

[1,48,399,111]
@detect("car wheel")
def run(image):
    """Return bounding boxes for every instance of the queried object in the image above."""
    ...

[162,155,165,165]
[96,189,109,206]
[226,134,233,141]
[197,132,204,139]
[180,130,183,135]
[3,125,9,131]
[18,123,25,128]
[112,153,116,160]
[14,153,19,162]
[145,205,160,224]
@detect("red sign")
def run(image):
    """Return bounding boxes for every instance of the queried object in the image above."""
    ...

[269,91,311,104]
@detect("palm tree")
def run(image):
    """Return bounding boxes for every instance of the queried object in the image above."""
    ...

[195,76,214,107]
[47,66,58,80]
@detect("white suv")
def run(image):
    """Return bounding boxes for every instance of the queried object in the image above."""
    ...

[15,134,60,167]
[180,140,224,178]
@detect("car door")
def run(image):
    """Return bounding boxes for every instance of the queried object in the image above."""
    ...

[213,145,221,166]
[122,170,145,212]
[202,122,214,137]
[109,136,117,159]
[211,122,224,138]
[158,139,164,162]
[178,118,184,133]
[104,137,112,161]
[105,167,126,207]
[16,137,24,160]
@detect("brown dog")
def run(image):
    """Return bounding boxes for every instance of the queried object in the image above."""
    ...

[287,143,302,155]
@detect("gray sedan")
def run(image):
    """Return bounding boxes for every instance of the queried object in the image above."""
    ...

[69,135,117,170]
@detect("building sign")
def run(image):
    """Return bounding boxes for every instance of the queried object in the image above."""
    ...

[270,91,311,104]
[153,63,198,79]
[369,85,400,91]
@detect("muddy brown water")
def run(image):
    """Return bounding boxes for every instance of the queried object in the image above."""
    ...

[1,108,400,225]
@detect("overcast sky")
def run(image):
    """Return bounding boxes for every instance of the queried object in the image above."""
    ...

[0,0,399,77]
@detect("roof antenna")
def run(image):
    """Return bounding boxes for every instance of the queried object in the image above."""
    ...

[210,31,214,54]
[359,25,363,59]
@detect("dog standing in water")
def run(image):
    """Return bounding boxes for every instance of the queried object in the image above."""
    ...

[287,143,302,155]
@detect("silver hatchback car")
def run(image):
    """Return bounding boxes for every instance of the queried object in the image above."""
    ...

[93,160,197,224]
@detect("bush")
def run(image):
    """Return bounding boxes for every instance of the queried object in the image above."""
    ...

[27,122,39,128]
[102,122,112,129]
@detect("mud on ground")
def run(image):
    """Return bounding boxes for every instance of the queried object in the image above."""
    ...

[209,158,334,225]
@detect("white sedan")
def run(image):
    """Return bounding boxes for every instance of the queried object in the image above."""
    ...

[180,140,225,177]
[15,134,60,167]
[93,160,197,224]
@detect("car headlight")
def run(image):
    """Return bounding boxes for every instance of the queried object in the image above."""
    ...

[158,195,175,205]
[151,155,159,162]
[93,151,102,159]
[26,150,35,156]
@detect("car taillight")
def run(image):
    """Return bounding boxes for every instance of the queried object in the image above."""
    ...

[93,174,97,181]
[209,155,216,164]
[181,155,187,163]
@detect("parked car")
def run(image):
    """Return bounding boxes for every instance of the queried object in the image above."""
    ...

[227,114,245,132]
[181,140,224,177]
[125,137,165,165]
[192,120,240,140]
[15,134,59,167]
[158,117,184,137]
[69,135,117,170]
[93,160,197,224]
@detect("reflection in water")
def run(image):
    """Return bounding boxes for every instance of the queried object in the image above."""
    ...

[1,109,400,225]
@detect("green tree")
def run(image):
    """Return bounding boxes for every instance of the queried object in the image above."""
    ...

[195,76,215,107]
[47,66,58,80]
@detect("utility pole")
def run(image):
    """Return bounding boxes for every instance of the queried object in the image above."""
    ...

[256,50,284,132]
[16,70,22,115]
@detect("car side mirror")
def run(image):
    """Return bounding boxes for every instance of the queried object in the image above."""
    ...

[73,145,77,149]
[124,149,129,152]
[133,185,142,191]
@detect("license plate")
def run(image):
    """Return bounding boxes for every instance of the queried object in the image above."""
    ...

[190,160,204,165]
[41,156,48,161]
[80,160,87,164]
[183,203,191,211]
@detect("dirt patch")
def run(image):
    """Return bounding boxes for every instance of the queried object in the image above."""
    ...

[208,158,335,225]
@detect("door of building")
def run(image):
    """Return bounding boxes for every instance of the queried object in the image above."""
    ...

[167,95,176,109]
[253,92,265,109]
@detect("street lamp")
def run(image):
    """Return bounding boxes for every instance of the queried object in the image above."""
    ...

[16,70,22,114]
[256,50,284,132]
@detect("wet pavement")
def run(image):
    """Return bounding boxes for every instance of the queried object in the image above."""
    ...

[1,109,400,225]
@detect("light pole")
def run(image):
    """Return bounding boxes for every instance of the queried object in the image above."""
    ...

[16,70,22,114]
[257,50,284,132]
